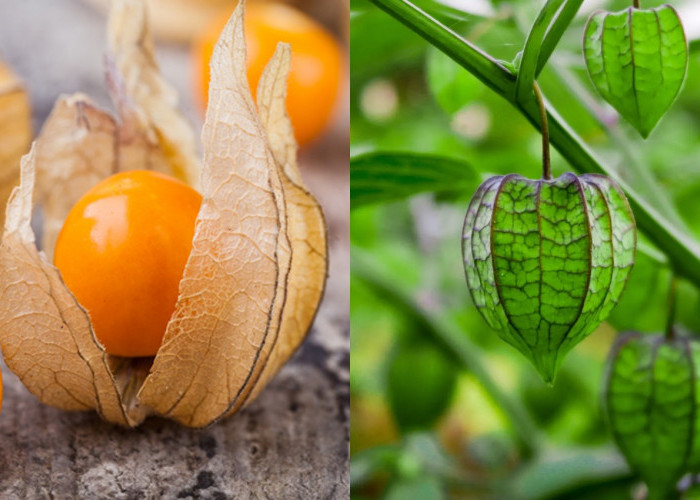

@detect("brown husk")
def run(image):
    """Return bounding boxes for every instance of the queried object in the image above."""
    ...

[82,0,234,44]
[0,61,32,225]
[0,0,327,427]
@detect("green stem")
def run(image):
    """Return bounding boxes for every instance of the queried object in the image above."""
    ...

[665,276,678,341]
[533,82,551,180]
[515,0,566,104]
[536,0,585,75]
[368,0,514,96]
[515,0,585,101]
[551,63,689,232]
[691,39,700,54]
[368,0,700,292]
[352,247,541,459]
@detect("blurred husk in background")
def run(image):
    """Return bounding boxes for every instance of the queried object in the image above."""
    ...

[0,61,32,223]
[81,0,349,43]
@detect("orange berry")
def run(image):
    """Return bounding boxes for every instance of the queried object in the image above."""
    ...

[54,170,202,358]
[194,2,344,147]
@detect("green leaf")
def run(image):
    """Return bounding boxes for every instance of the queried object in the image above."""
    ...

[350,5,427,80]
[584,6,688,138]
[401,433,460,478]
[350,152,479,209]
[511,446,631,500]
[426,47,483,114]
[684,485,700,500]
[605,332,700,499]
[607,245,669,333]
[384,476,445,500]
[462,173,636,382]
[352,247,541,457]
[387,343,458,432]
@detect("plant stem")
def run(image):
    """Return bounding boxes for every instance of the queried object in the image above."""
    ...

[536,0,585,75]
[514,0,585,101]
[368,0,514,96]
[533,82,552,180]
[665,275,678,340]
[691,38,700,54]
[352,247,541,459]
[515,0,566,104]
[368,0,700,292]
[551,63,689,232]
[633,0,640,8]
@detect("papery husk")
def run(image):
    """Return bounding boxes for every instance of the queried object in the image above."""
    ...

[137,6,327,427]
[0,0,327,427]
[0,61,32,224]
[83,0,234,44]
[35,0,200,256]
[241,43,326,410]
[107,0,200,188]
[82,0,344,44]
[0,146,134,425]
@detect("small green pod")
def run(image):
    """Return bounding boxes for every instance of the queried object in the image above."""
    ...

[462,173,636,382]
[584,5,688,138]
[605,332,700,499]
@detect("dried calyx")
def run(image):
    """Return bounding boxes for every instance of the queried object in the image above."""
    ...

[0,0,327,427]
[0,61,32,223]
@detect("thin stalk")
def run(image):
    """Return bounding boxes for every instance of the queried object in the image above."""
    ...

[352,248,541,459]
[513,10,689,233]
[533,82,551,180]
[665,275,678,340]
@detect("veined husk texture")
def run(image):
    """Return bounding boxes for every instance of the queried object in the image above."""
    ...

[0,0,327,428]
[605,331,700,498]
[462,172,636,383]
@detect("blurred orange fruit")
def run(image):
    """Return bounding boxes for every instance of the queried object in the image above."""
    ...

[194,2,344,147]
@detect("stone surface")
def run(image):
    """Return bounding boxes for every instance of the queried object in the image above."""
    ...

[0,0,349,497]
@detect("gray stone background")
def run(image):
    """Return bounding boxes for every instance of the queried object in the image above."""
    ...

[0,0,350,497]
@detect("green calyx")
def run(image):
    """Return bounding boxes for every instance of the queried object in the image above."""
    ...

[583,5,688,138]
[462,172,636,383]
[605,332,700,498]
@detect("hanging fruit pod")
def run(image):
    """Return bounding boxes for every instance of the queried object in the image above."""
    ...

[583,5,688,138]
[462,173,636,383]
[605,331,700,499]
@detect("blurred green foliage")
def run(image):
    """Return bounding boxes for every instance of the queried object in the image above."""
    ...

[350,0,700,498]
[387,342,458,433]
